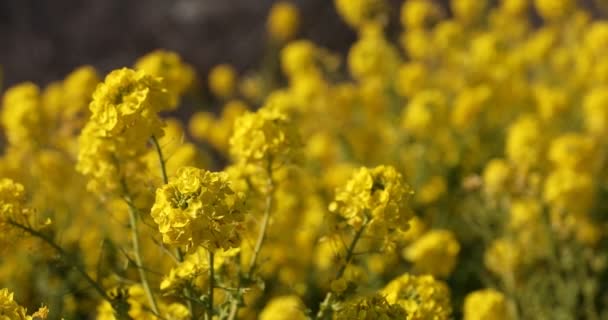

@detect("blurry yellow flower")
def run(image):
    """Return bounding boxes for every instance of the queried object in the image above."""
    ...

[404,230,460,277]
[583,86,608,135]
[464,289,512,320]
[482,158,512,196]
[534,0,573,21]
[259,295,308,320]
[382,273,452,320]
[547,133,596,171]
[400,0,441,29]
[329,165,414,237]
[334,0,386,29]
[135,50,196,107]
[1,82,45,148]
[416,175,447,204]
[451,0,487,24]
[267,2,300,42]
[348,23,400,81]
[229,104,301,165]
[209,64,237,99]
[505,115,543,170]
[485,238,521,276]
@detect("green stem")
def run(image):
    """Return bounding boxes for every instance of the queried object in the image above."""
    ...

[208,251,215,320]
[151,135,196,318]
[9,220,111,302]
[227,161,274,320]
[151,136,169,185]
[315,219,369,320]
[124,194,160,316]
[247,182,274,274]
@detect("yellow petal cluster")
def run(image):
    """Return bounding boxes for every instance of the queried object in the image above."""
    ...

[151,167,246,251]
[403,229,460,277]
[382,273,452,320]
[329,165,414,237]
[463,289,512,320]
[134,50,195,107]
[76,67,171,194]
[229,104,301,165]
[259,295,308,320]
[267,2,300,42]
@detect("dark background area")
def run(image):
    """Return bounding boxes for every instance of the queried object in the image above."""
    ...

[0,0,360,88]
[1,0,604,89]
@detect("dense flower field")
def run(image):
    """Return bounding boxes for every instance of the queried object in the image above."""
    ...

[2,0,608,319]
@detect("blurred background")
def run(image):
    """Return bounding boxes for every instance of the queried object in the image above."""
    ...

[0,0,361,88]
[1,0,604,88]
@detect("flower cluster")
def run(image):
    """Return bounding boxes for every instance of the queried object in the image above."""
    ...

[229,104,301,166]
[151,167,246,251]
[329,165,414,238]
[463,289,512,320]
[4,0,608,319]
[76,68,172,195]
[381,273,452,320]
[0,288,48,320]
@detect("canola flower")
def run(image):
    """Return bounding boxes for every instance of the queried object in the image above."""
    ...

[329,165,414,240]
[151,166,246,251]
[76,67,172,195]
[3,0,608,319]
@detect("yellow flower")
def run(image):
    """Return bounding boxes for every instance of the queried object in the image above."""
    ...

[259,295,308,320]
[401,90,447,138]
[403,230,460,277]
[534,0,573,21]
[229,104,301,165]
[482,158,512,196]
[0,179,38,247]
[543,168,594,215]
[76,68,171,195]
[400,0,441,29]
[62,65,100,119]
[484,238,521,276]
[281,40,318,78]
[0,288,28,320]
[505,115,543,170]
[151,167,246,251]
[348,23,400,81]
[464,289,512,320]
[334,0,386,29]
[135,50,196,107]
[547,133,596,171]
[583,86,608,135]
[382,273,452,320]
[208,64,237,99]
[451,0,487,25]
[267,2,300,42]
[329,165,414,241]
[1,82,45,148]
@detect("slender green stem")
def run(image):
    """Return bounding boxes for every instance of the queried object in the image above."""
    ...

[151,135,196,318]
[227,161,274,320]
[151,136,169,185]
[315,219,369,320]
[9,220,111,302]
[208,251,215,320]
[124,194,160,316]
[247,182,274,274]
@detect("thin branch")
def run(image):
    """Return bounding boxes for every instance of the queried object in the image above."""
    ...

[8,220,111,302]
